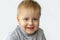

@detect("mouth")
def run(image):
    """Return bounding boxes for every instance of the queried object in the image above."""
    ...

[26,27,34,30]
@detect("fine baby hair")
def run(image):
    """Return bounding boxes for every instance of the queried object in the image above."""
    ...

[17,0,41,17]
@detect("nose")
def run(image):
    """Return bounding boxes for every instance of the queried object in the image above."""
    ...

[28,20,33,26]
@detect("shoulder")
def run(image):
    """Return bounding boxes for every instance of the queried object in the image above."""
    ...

[37,28,46,40]
[6,26,20,40]
[38,28,44,35]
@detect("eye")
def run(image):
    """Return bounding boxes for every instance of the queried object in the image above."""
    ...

[23,18,28,21]
[33,18,39,20]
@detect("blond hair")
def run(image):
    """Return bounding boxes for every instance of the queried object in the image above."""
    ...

[17,0,41,16]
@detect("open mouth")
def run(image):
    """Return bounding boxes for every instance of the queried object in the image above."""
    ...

[26,27,34,30]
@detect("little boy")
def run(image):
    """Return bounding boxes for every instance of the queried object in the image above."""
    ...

[6,0,46,40]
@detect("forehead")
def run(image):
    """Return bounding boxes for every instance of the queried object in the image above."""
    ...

[18,7,40,18]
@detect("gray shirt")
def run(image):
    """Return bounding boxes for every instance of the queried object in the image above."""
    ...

[6,25,46,40]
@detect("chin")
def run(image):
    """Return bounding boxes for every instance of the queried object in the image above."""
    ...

[27,33,34,35]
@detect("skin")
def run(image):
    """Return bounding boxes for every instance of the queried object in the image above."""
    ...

[17,7,40,35]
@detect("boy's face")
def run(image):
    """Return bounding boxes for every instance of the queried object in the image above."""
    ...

[17,8,40,35]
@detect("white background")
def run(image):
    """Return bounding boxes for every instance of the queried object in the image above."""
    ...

[0,0,60,40]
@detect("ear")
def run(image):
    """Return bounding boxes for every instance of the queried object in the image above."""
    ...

[16,16,20,22]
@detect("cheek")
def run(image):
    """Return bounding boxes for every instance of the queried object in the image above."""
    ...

[34,21,39,28]
[19,20,27,29]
